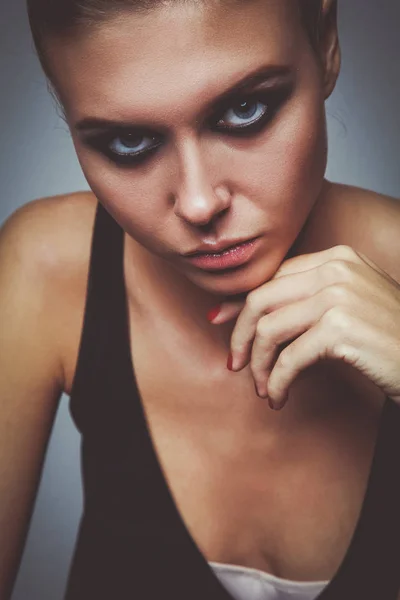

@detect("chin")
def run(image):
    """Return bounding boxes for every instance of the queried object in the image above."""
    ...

[185,260,278,298]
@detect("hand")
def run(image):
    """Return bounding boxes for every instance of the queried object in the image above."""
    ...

[208,245,400,410]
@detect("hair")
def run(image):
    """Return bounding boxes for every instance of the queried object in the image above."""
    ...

[27,0,323,99]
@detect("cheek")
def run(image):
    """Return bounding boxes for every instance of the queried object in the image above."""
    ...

[233,94,327,229]
[74,148,171,247]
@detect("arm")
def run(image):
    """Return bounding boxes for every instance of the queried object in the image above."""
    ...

[0,203,65,599]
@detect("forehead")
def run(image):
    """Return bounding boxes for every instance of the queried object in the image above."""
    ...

[50,0,305,123]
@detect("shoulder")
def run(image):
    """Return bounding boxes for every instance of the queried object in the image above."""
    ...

[2,190,98,270]
[0,190,99,394]
[1,190,98,272]
[333,182,400,283]
[305,181,400,284]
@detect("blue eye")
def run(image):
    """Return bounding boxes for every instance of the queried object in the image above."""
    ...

[82,84,293,166]
[83,129,163,166]
[216,100,268,129]
[108,132,159,156]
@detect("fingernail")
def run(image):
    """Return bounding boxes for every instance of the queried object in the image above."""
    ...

[227,352,234,371]
[207,305,221,322]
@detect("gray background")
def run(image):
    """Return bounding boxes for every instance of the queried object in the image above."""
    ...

[0,1,399,598]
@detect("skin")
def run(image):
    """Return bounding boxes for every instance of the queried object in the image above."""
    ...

[50,0,335,301]
[221,245,400,407]
[24,0,400,586]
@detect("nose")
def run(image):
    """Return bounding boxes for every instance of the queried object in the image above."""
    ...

[172,137,231,226]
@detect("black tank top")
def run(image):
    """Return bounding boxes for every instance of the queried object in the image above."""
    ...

[64,201,400,599]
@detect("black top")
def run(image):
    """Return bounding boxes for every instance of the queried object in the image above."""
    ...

[64,201,400,599]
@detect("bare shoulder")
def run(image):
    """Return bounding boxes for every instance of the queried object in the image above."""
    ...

[1,190,99,395]
[1,190,98,271]
[335,182,400,281]
[308,181,400,283]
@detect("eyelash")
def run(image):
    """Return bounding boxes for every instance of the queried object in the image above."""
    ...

[82,87,291,167]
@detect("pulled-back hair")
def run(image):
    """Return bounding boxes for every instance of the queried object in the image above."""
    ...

[27,0,323,91]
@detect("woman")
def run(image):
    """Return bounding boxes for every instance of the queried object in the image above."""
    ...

[1,0,400,598]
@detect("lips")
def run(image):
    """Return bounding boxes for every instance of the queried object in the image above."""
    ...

[183,237,260,271]
[186,237,258,257]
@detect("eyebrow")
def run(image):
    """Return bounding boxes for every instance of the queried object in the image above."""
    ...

[74,64,293,133]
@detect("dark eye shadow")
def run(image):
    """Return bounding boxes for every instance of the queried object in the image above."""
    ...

[210,81,295,136]
[81,128,164,165]
[79,79,295,166]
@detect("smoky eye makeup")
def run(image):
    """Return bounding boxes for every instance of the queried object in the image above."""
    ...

[80,127,165,166]
[210,82,294,136]
[79,80,294,167]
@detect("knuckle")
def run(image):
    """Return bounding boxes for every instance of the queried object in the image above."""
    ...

[334,245,357,260]
[331,341,355,362]
[323,283,350,305]
[255,317,278,349]
[246,290,260,312]
[255,317,269,337]
[275,347,291,370]
[321,306,352,332]
[250,358,266,383]
[323,259,354,283]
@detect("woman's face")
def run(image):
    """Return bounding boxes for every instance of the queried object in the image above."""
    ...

[50,0,334,297]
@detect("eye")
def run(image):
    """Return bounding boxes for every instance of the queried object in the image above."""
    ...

[108,132,158,156]
[212,84,293,136]
[216,99,268,129]
[82,129,163,166]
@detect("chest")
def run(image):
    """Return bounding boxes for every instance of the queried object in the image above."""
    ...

[126,312,384,582]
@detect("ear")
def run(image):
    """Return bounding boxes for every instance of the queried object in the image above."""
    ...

[317,0,341,99]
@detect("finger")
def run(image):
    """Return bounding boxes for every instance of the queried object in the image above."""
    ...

[210,248,350,326]
[250,296,324,397]
[266,306,362,409]
[273,244,361,280]
[214,246,368,327]
[224,246,382,371]
[266,322,331,409]
[229,271,348,369]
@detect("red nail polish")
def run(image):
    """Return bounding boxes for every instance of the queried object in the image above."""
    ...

[227,352,233,371]
[207,306,221,322]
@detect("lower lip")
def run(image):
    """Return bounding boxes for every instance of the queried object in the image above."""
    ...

[184,238,260,271]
